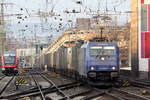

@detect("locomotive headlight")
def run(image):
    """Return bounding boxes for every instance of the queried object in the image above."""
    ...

[14,68,17,70]
[91,66,95,70]
[112,66,116,70]
[101,57,105,60]
[2,68,5,70]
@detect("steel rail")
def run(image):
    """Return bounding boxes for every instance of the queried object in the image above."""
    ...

[80,92,104,100]
[131,83,150,90]
[58,89,92,100]
[105,92,126,100]
[120,75,150,87]
[0,76,5,81]
[93,88,126,100]
[33,70,71,100]
[78,88,106,100]
[29,71,46,100]
[130,80,150,87]
[8,82,82,100]
[0,76,15,95]
[0,82,77,99]
[0,86,38,99]
[112,88,150,100]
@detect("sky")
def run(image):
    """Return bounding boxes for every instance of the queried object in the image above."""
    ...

[5,0,130,23]
[4,0,130,40]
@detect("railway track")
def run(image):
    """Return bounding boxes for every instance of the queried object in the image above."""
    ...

[0,75,6,80]
[105,87,150,100]
[0,76,15,96]
[1,70,80,100]
[29,71,46,100]
[1,69,150,100]
[119,75,150,87]
[0,70,107,100]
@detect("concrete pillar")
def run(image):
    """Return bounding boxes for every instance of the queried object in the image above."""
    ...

[131,0,139,77]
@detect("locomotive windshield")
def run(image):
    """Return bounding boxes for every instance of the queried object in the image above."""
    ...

[4,56,16,65]
[89,46,116,56]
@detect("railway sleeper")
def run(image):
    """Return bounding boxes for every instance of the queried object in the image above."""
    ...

[58,89,92,100]
[5,82,81,100]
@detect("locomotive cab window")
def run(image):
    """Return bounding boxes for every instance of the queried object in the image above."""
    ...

[103,46,116,55]
[90,46,103,56]
[89,46,116,56]
[4,56,16,65]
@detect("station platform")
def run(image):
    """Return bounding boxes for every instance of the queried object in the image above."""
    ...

[120,67,131,70]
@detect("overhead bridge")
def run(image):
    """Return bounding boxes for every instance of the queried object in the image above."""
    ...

[41,29,95,56]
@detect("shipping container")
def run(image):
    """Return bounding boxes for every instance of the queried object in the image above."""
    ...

[60,46,68,70]
[49,53,52,68]
[44,54,47,66]
[78,44,86,76]
[72,43,82,71]
[48,53,51,70]
[56,49,60,70]
[67,47,72,70]
[42,55,44,67]
[47,53,50,71]
[59,47,63,70]
[39,56,43,67]
[64,47,68,69]
[72,46,77,70]
[53,51,57,72]
[44,53,50,71]
[38,56,42,69]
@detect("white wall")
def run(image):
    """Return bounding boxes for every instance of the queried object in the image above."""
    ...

[138,0,149,72]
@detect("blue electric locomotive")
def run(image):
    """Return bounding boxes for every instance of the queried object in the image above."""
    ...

[78,42,119,85]
[39,41,119,86]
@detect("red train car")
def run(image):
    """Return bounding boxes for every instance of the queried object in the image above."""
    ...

[1,51,18,76]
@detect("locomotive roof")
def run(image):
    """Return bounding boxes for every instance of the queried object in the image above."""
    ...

[3,54,16,56]
[88,42,118,46]
[3,51,16,56]
[81,42,118,49]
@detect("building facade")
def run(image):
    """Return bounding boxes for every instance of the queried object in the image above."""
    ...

[139,0,150,74]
